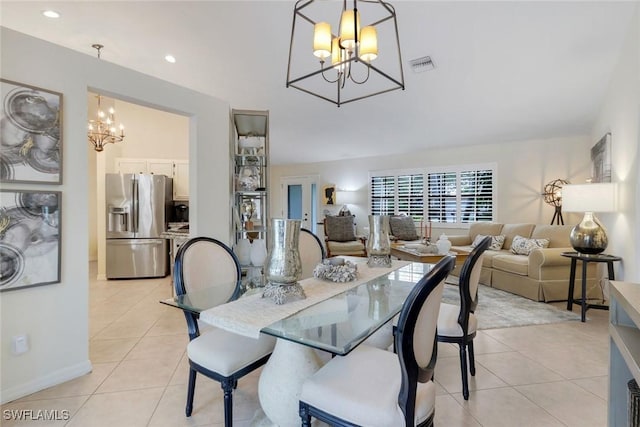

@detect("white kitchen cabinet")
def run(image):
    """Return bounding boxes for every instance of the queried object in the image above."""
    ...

[114,157,189,200]
[147,159,175,177]
[173,161,190,201]
[115,158,147,174]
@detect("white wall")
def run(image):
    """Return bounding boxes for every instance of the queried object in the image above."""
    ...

[0,28,231,403]
[591,5,640,282]
[271,135,594,238]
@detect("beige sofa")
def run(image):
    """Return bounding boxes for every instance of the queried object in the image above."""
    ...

[447,222,603,302]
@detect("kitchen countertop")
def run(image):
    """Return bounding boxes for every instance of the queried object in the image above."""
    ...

[162,230,190,239]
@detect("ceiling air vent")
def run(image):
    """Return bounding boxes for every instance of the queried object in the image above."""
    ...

[409,56,435,73]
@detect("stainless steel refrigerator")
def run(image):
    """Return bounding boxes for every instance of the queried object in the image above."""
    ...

[105,173,173,279]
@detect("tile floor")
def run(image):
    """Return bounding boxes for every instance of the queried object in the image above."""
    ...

[2,266,610,426]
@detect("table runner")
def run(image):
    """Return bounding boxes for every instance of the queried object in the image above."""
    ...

[200,259,410,338]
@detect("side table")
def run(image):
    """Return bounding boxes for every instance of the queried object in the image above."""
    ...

[561,251,622,322]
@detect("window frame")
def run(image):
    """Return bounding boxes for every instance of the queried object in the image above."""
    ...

[369,163,497,229]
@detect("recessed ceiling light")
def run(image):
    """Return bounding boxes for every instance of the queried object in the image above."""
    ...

[164,55,176,64]
[42,10,61,19]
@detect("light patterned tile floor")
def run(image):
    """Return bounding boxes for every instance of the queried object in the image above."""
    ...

[1,266,610,426]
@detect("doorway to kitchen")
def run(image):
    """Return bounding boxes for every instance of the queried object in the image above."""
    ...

[87,92,190,281]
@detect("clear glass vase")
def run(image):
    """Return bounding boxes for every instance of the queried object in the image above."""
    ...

[367,215,391,267]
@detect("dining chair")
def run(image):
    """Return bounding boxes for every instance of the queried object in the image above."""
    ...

[174,237,275,427]
[299,227,325,280]
[437,235,491,400]
[299,256,455,427]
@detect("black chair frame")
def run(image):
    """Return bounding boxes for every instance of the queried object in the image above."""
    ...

[299,256,456,427]
[437,236,491,400]
[174,236,270,427]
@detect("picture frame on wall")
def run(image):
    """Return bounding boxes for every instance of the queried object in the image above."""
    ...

[591,132,612,183]
[0,189,61,292]
[0,79,63,184]
[322,184,336,205]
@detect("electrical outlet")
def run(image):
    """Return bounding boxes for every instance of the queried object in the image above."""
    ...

[12,334,29,355]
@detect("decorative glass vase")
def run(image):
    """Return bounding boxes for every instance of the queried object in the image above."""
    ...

[250,239,268,266]
[436,234,452,254]
[236,165,260,191]
[367,215,392,268]
[234,239,251,266]
[262,218,305,304]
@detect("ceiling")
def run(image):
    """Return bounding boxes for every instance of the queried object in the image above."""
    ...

[1,1,636,165]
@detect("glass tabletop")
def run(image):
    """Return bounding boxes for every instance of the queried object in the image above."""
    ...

[263,262,434,355]
[160,281,238,314]
[160,261,435,355]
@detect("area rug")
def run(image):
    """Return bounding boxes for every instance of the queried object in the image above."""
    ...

[442,283,581,330]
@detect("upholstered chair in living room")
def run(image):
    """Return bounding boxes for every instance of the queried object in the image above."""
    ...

[437,236,491,400]
[323,215,366,257]
[174,237,275,427]
[298,256,455,427]
[389,215,422,242]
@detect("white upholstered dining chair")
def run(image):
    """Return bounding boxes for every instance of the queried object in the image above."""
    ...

[437,235,491,400]
[298,256,455,427]
[299,227,325,280]
[174,237,275,427]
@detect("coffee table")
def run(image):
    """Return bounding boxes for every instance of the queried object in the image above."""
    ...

[390,243,469,265]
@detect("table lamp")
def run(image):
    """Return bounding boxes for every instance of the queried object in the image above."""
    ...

[561,183,617,254]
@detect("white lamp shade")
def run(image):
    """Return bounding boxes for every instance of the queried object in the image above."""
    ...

[562,183,617,213]
[359,26,378,62]
[339,9,360,50]
[313,22,332,59]
[331,37,344,70]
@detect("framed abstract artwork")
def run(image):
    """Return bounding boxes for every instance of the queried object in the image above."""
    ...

[0,189,61,292]
[0,79,63,184]
[591,133,612,183]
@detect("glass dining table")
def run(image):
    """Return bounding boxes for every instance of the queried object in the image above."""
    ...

[160,260,436,427]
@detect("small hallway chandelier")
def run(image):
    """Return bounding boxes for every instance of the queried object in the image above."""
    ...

[88,44,125,152]
[286,0,405,107]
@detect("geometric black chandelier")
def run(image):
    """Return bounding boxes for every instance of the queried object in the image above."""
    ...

[286,0,405,107]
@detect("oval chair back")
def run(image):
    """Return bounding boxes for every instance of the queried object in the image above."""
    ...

[174,237,242,339]
[299,228,326,280]
[395,256,456,424]
[458,236,491,333]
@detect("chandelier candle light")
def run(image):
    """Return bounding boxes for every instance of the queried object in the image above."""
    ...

[287,0,404,107]
[88,44,125,152]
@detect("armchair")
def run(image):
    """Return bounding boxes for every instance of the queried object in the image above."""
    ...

[323,215,366,258]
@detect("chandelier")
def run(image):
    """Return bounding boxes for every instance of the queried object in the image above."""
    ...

[286,0,405,107]
[88,44,125,152]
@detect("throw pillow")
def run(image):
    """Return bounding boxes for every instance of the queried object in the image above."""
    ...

[389,216,419,241]
[325,216,356,242]
[510,235,550,255]
[471,234,505,251]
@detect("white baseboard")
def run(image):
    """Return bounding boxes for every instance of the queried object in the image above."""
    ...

[0,360,92,404]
